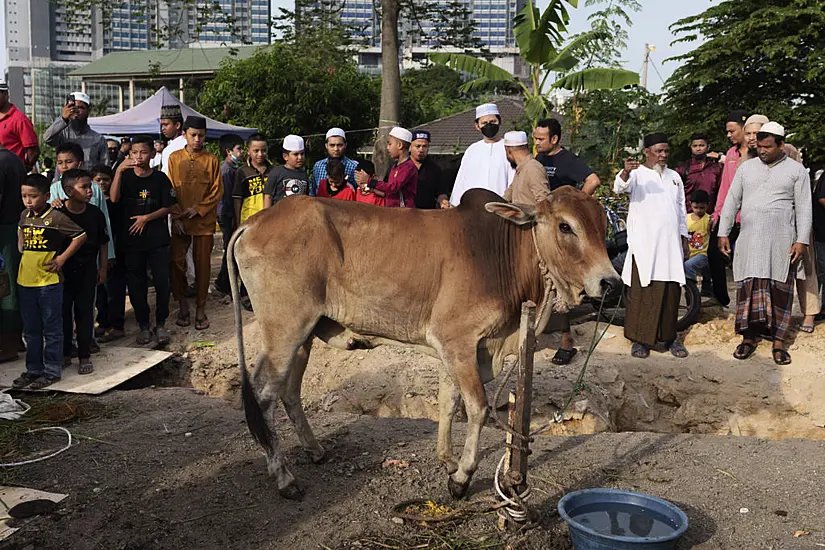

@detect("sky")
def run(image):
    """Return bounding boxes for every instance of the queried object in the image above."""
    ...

[0,0,709,94]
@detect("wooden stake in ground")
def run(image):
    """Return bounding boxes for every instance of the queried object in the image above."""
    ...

[498,301,536,530]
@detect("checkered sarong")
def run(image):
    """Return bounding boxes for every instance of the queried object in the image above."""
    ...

[735,274,794,342]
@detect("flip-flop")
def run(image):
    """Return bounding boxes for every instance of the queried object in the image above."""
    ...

[772,348,791,365]
[551,347,578,365]
[195,317,210,331]
[631,343,649,359]
[733,342,757,360]
[669,342,689,358]
[176,314,191,327]
[78,361,94,375]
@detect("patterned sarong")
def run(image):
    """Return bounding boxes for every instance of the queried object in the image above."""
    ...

[735,273,794,342]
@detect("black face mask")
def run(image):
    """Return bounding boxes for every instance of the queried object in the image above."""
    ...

[480,123,500,139]
[692,153,707,160]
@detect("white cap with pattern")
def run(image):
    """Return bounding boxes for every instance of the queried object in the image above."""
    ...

[503,131,528,146]
[475,103,500,119]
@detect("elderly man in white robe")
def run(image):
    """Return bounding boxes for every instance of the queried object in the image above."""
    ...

[614,133,690,359]
[718,122,812,366]
[449,103,515,206]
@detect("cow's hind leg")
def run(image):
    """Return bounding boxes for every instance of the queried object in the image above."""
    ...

[246,350,303,500]
[437,371,461,475]
[440,348,488,500]
[282,338,326,463]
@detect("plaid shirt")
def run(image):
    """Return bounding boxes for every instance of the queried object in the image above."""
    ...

[310,157,358,197]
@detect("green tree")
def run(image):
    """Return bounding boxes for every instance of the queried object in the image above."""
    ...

[431,0,639,126]
[197,43,380,165]
[563,87,666,185]
[399,65,480,127]
[664,0,825,159]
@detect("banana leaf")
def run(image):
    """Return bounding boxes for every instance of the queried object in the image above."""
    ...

[552,68,640,91]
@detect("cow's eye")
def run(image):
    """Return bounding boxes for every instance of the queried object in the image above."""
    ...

[559,222,573,234]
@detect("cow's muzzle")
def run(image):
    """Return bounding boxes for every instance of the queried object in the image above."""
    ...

[599,275,623,298]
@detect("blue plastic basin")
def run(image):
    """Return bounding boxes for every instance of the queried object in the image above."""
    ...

[558,489,688,550]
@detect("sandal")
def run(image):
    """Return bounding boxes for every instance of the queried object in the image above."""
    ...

[176,313,191,327]
[195,317,210,331]
[552,347,578,365]
[772,348,791,366]
[12,372,39,389]
[78,361,94,375]
[799,325,815,334]
[94,325,107,337]
[668,342,689,358]
[62,356,72,367]
[733,342,757,360]
[98,329,125,343]
[29,375,61,390]
[156,327,170,345]
[631,342,650,359]
[136,329,151,345]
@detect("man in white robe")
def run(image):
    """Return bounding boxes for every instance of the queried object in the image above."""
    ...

[449,103,515,206]
[614,133,690,359]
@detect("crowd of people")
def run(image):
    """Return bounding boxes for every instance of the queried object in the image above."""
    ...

[0,86,822,389]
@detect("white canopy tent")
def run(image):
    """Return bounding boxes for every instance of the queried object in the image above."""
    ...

[87,86,257,140]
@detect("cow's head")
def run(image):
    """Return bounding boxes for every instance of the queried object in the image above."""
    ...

[486,187,621,312]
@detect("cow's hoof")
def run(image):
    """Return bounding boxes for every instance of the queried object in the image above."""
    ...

[309,448,328,465]
[439,457,459,475]
[278,483,305,501]
[447,476,470,500]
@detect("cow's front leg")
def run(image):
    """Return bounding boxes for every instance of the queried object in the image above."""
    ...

[440,350,488,500]
[437,371,461,475]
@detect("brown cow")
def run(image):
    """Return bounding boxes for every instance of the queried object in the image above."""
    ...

[228,187,620,500]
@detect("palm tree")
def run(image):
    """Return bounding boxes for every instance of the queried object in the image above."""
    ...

[431,0,639,125]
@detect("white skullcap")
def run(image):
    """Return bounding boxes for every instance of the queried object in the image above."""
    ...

[326,127,346,140]
[760,121,785,137]
[71,92,91,105]
[283,134,305,152]
[503,131,528,147]
[744,114,769,127]
[389,126,412,143]
[475,103,500,119]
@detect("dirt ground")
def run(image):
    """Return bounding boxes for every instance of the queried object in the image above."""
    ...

[3,253,825,549]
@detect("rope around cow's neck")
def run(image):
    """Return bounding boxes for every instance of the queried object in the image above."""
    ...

[530,224,556,327]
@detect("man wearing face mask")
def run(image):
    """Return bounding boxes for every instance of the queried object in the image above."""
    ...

[44,92,108,177]
[675,133,722,214]
[614,133,690,360]
[449,103,515,206]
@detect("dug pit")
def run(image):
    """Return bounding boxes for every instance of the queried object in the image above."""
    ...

[144,312,825,442]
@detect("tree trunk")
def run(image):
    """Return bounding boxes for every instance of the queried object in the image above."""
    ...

[373,0,402,177]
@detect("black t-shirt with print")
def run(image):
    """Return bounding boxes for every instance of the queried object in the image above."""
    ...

[264,166,310,204]
[61,204,109,270]
[120,169,177,251]
[536,148,594,191]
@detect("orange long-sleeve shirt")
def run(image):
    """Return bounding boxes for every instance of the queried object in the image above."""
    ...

[167,148,222,236]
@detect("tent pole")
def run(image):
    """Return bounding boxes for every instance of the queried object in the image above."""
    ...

[179,78,184,103]
[129,79,135,109]
[118,85,124,112]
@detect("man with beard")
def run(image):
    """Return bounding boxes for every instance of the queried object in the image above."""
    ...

[44,92,107,175]
[310,128,358,196]
[0,82,39,171]
[706,110,749,306]
[449,103,515,206]
[410,130,451,209]
[718,122,811,365]
[614,133,690,359]
[502,131,549,204]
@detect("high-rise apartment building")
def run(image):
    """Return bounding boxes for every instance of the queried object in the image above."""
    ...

[332,0,527,77]
[4,0,271,125]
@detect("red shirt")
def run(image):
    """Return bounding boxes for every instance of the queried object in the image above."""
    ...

[316,179,356,201]
[373,158,417,208]
[356,188,385,206]
[675,157,722,213]
[0,104,38,163]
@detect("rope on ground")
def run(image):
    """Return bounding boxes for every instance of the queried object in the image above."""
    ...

[531,292,622,435]
[0,427,73,467]
[493,454,534,525]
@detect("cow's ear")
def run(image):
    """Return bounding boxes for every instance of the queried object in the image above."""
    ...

[485,202,536,225]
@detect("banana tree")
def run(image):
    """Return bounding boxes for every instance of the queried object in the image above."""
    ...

[430,0,639,126]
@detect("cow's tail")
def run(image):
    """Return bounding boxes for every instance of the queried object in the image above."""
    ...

[227,225,274,454]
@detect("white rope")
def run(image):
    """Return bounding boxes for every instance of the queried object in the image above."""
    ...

[493,454,531,523]
[0,427,73,467]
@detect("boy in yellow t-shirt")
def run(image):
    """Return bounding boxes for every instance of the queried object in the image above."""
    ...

[684,189,710,282]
